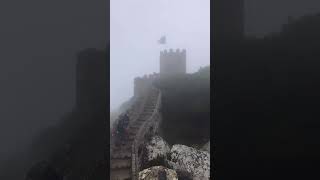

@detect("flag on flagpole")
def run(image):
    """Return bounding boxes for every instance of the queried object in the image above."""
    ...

[158,36,166,44]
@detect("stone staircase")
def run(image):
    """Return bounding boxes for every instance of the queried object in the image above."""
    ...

[110,89,159,180]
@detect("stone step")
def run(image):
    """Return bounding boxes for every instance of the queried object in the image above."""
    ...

[110,168,131,180]
[128,122,139,127]
[146,102,156,105]
[136,118,147,122]
[129,126,140,130]
[114,140,132,146]
[112,144,132,152]
[130,124,143,130]
[140,112,153,116]
[128,128,138,133]
[138,114,151,118]
[128,132,137,137]
[143,111,154,114]
[142,106,153,110]
[111,158,131,169]
[144,108,155,111]
[134,118,145,122]
[132,122,144,127]
[111,152,131,159]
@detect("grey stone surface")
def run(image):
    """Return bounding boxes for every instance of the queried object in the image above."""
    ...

[138,166,178,180]
[167,144,210,180]
[145,136,171,162]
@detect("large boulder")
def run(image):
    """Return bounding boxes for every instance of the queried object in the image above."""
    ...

[166,144,210,180]
[141,135,171,169]
[138,166,178,180]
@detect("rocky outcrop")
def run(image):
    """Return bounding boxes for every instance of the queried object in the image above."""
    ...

[141,135,170,169]
[140,136,211,180]
[166,144,210,180]
[146,136,171,162]
[138,166,178,180]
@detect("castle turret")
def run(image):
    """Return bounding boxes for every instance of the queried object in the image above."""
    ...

[160,48,186,77]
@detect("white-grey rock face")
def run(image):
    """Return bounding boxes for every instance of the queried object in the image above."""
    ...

[167,144,210,180]
[138,166,178,180]
[201,141,210,153]
[145,135,171,162]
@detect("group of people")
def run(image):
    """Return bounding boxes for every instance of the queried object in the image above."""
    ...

[112,112,130,145]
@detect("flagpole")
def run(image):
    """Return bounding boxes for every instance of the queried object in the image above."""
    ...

[158,35,166,74]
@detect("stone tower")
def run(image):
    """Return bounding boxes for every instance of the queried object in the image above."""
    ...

[160,49,186,77]
[214,0,245,43]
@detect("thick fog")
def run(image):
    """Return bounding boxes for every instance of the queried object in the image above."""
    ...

[0,0,106,165]
[110,0,210,111]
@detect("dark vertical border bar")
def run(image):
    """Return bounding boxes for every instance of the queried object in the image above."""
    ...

[210,0,215,179]
[106,0,111,178]
[212,1,246,179]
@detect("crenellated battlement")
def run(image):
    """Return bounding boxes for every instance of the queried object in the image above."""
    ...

[160,48,186,76]
[134,73,160,97]
[134,72,160,81]
[160,48,186,56]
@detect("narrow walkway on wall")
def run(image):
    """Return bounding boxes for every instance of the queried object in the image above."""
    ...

[110,88,160,180]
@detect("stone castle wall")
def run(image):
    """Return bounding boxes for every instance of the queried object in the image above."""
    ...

[134,73,160,97]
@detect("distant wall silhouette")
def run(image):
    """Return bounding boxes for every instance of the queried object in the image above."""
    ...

[76,48,107,113]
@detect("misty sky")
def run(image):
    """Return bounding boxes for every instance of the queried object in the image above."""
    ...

[110,0,210,111]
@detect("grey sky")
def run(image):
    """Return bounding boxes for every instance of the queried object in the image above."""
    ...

[110,0,210,111]
[110,0,320,110]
